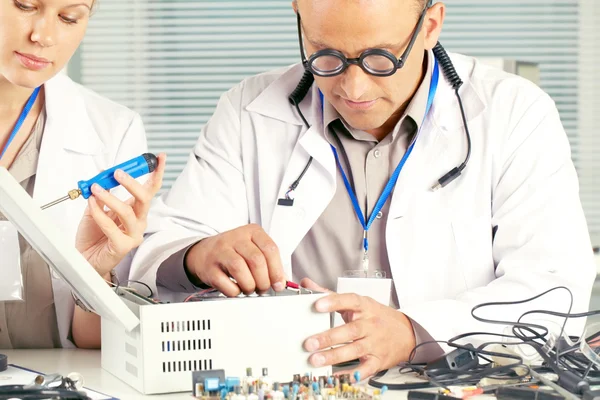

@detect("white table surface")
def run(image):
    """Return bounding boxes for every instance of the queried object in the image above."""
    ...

[0,349,421,400]
[1,349,191,399]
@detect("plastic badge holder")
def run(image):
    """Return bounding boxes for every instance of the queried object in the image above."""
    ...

[335,270,391,327]
[343,269,387,279]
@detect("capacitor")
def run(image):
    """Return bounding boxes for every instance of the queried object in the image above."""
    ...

[0,354,6,372]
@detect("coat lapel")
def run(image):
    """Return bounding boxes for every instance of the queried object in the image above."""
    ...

[246,68,337,277]
[34,74,105,220]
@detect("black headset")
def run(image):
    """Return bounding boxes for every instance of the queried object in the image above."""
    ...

[282,41,472,202]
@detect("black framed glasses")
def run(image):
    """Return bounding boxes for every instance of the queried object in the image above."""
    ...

[296,1,431,77]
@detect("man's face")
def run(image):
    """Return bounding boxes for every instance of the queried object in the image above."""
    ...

[296,0,434,136]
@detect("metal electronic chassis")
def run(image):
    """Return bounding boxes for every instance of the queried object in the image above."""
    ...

[100,286,332,395]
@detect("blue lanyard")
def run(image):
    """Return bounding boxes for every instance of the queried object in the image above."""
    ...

[0,86,41,160]
[322,59,439,272]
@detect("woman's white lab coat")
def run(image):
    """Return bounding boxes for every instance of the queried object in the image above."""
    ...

[23,73,147,348]
[131,52,595,348]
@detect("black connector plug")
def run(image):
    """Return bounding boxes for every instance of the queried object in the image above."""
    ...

[496,387,564,400]
[583,389,600,400]
[425,344,478,372]
[431,167,461,191]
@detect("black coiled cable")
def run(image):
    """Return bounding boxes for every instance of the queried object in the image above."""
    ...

[288,70,314,108]
[432,42,463,91]
[283,42,473,197]
[280,70,315,202]
[430,42,472,190]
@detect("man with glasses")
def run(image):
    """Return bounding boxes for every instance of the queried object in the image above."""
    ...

[132,0,595,378]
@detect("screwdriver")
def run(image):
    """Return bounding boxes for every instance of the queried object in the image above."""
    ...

[41,153,158,210]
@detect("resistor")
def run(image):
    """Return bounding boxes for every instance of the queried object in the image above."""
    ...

[311,382,319,395]
[195,383,204,398]
[248,386,259,400]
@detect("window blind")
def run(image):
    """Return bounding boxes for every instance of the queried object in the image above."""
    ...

[75,0,599,246]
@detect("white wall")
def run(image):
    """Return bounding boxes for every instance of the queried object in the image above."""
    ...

[579,0,600,247]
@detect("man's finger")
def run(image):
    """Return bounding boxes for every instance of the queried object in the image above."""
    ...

[251,229,286,291]
[314,292,365,313]
[304,320,367,352]
[335,356,380,382]
[234,241,270,293]
[205,268,242,298]
[308,338,370,368]
[300,278,333,293]
[219,249,256,295]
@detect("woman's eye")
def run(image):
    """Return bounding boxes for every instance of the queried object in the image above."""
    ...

[60,15,78,24]
[14,1,35,11]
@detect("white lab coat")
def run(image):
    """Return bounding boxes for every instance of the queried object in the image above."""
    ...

[20,73,147,348]
[131,52,595,350]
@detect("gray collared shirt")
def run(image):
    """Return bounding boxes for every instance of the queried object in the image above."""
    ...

[0,106,62,349]
[291,52,434,309]
[157,51,435,310]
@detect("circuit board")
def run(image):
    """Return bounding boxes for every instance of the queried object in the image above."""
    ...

[192,368,388,400]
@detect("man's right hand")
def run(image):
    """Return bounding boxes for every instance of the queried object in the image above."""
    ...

[184,224,287,297]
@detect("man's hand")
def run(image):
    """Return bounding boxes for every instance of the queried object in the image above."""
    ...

[185,224,287,297]
[301,278,416,380]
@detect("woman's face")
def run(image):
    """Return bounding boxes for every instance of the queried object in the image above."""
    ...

[0,0,93,88]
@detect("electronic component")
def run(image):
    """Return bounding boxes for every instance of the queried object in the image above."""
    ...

[192,369,388,400]
[406,391,460,400]
[193,370,225,397]
[425,344,478,372]
[0,354,6,372]
[495,386,564,400]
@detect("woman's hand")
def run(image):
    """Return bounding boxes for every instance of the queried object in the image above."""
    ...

[75,153,166,278]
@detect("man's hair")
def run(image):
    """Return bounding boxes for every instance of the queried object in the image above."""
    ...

[293,0,429,6]
[293,0,430,16]
[415,0,429,11]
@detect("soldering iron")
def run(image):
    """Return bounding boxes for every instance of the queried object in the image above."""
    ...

[41,153,158,210]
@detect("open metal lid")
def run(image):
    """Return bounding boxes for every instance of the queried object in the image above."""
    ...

[0,167,139,331]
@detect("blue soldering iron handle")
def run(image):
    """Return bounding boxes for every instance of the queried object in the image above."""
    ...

[77,153,158,199]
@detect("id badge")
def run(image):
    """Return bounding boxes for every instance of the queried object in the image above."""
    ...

[334,270,392,327]
[0,221,24,301]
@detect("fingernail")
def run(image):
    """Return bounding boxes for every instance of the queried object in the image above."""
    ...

[114,169,124,179]
[91,184,105,194]
[272,282,284,292]
[305,338,319,352]
[311,354,325,367]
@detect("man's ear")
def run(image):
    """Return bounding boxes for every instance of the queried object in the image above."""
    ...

[424,2,446,50]
[292,0,298,14]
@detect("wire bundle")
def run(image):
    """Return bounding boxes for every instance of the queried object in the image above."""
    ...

[370,286,600,396]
